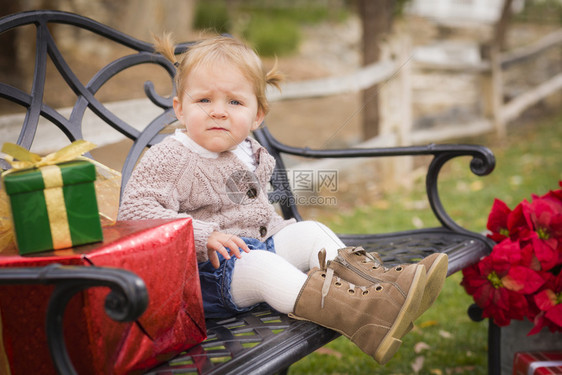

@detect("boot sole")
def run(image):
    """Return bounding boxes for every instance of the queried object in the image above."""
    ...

[386,264,427,345]
[352,325,402,365]
[358,264,427,364]
[400,253,450,336]
[416,253,448,318]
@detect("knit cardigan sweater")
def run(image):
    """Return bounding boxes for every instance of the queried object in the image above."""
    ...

[118,135,295,262]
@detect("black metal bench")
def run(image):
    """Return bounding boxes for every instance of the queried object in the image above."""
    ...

[0,10,497,375]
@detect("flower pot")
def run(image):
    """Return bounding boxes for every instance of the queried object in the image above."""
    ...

[501,319,562,375]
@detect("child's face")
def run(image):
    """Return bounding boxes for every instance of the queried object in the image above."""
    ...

[173,63,265,153]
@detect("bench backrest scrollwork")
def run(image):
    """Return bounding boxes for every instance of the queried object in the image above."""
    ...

[0,11,189,192]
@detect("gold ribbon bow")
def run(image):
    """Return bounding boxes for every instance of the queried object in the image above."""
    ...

[2,140,96,170]
[1,140,97,251]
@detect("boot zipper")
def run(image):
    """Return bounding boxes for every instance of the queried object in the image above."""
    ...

[332,257,407,298]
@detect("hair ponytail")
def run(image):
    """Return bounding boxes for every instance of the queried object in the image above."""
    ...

[154,33,180,68]
[265,58,283,91]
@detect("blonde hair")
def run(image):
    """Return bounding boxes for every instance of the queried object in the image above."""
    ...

[154,34,282,115]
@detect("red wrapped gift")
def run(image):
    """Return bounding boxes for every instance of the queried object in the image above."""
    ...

[0,218,206,375]
[514,352,562,375]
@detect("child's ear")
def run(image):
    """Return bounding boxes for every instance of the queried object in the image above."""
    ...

[173,96,183,123]
[252,109,265,130]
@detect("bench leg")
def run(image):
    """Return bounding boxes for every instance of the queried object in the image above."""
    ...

[468,304,501,375]
[488,319,501,375]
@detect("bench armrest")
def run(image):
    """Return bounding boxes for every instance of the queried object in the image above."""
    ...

[254,127,495,237]
[0,264,148,375]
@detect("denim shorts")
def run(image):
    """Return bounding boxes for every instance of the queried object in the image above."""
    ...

[197,236,275,318]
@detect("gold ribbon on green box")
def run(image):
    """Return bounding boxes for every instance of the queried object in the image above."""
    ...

[1,141,103,254]
[2,140,96,170]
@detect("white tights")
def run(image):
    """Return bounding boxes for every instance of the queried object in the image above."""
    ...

[230,221,345,314]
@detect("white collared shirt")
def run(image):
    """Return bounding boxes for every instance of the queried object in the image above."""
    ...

[173,129,257,171]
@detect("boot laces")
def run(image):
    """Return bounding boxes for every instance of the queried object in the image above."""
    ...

[351,247,386,270]
[320,268,372,308]
[351,247,407,273]
[321,268,334,308]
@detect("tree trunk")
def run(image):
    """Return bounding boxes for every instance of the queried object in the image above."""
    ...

[358,0,395,140]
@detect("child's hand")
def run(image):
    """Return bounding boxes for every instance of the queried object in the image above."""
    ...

[206,232,251,269]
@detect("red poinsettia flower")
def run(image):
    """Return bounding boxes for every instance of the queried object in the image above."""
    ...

[487,199,512,243]
[522,197,562,270]
[518,242,542,271]
[530,236,559,271]
[525,197,562,240]
[529,272,562,334]
[502,264,545,294]
[490,238,522,264]
[507,202,534,241]
[540,183,562,208]
[487,199,533,243]
[461,254,529,326]
[463,181,562,334]
[489,239,545,294]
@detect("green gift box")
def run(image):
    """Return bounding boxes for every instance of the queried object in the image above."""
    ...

[2,159,103,254]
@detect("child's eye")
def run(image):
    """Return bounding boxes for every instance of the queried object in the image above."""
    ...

[229,99,242,106]
[198,98,210,103]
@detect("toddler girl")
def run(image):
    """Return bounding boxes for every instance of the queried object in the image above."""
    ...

[118,35,447,365]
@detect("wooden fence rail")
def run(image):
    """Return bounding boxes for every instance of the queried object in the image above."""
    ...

[268,28,562,147]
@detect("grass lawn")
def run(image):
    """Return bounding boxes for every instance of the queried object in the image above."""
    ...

[288,109,562,374]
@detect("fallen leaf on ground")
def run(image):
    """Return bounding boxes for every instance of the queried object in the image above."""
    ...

[411,356,425,374]
[444,365,476,373]
[419,320,438,328]
[439,329,452,339]
[414,341,430,353]
[412,216,424,228]
[314,347,343,359]
[470,180,483,191]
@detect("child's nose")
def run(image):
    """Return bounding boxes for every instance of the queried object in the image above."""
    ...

[210,103,227,119]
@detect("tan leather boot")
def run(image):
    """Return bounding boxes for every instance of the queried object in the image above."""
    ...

[329,247,448,320]
[290,252,427,365]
